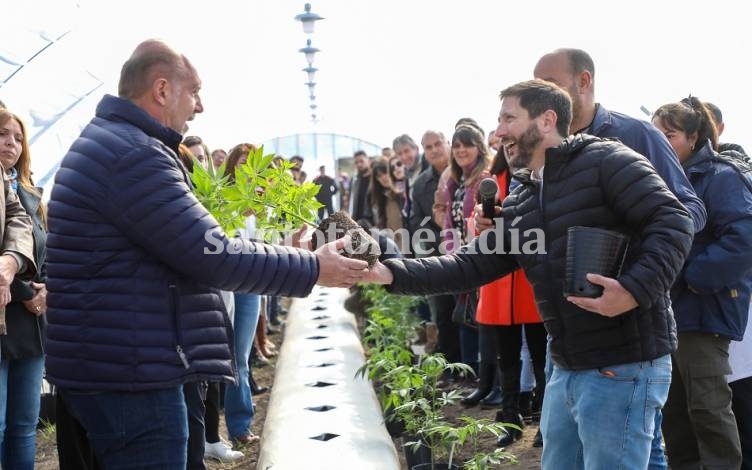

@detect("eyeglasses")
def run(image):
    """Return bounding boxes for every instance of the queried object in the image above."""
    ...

[390,161,404,170]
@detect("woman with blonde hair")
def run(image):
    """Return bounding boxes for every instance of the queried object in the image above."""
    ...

[0,108,48,469]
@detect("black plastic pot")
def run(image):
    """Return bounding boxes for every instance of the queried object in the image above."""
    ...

[402,436,432,469]
[383,404,405,438]
[411,464,460,470]
[564,226,629,298]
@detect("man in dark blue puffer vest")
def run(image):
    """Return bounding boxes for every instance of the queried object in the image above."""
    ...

[44,39,368,468]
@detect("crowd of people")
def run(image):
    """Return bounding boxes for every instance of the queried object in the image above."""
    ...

[0,39,751,470]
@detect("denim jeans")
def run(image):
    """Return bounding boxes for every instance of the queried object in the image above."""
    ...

[0,356,45,470]
[225,293,260,439]
[59,386,188,469]
[540,355,672,470]
[647,411,667,469]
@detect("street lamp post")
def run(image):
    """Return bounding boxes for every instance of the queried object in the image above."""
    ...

[295,3,325,166]
[294,3,324,35]
[298,39,319,66]
[302,65,318,83]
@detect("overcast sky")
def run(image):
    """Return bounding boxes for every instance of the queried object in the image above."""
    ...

[2,0,751,185]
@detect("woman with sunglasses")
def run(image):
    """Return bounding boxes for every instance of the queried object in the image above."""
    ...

[370,156,406,253]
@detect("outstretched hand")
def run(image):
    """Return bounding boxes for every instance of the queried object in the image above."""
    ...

[315,236,369,288]
[566,273,638,317]
[361,260,394,285]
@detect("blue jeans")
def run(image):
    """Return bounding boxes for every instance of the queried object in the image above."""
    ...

[540,355,672,470]
[59,386,188,469]
[0,356,45,469]
[225,293,260,439]
[648,411,667,469]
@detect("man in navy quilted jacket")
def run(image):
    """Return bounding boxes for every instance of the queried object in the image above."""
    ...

[44,39,368,468]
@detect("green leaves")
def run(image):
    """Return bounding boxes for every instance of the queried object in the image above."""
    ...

[190,145,322,241]
[354,283,518,469]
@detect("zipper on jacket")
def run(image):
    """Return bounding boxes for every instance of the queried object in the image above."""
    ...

[176,345,190,369]
[169,284,190,369]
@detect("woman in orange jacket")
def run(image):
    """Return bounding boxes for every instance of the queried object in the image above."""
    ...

[473,147,548,447]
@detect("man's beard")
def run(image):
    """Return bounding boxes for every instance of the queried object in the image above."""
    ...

[508,123,542,170]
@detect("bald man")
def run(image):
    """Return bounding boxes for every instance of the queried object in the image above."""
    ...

[44,39,367,467]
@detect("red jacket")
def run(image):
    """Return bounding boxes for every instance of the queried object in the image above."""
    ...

[475,171,541,326]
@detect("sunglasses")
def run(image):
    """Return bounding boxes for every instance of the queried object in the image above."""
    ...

[390,161,404,170]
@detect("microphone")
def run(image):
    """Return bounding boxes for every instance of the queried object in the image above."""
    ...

[478,178,499,222]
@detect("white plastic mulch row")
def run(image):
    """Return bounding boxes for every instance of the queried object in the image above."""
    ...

[256,286,399,470]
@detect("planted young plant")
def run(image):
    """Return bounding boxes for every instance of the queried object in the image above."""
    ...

[421,416,519,470]
[390,355,474,468]
[360,283,423,350]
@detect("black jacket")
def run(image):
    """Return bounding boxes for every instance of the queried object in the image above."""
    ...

[385,135,693,370]
[2,185,47,359]
[408,164,443,256]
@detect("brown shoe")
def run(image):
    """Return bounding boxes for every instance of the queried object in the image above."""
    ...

[231,434,260,447]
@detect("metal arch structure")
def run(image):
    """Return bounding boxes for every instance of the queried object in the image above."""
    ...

[1,5,105,199]
[261,132,383,163]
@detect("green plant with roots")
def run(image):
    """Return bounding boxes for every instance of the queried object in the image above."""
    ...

[190,146,322,239]
[421,416,519,469]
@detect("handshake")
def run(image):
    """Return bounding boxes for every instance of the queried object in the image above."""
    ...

[281,220,394,289]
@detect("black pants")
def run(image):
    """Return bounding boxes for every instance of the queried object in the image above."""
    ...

[732,375,752,470]
[55,392,102,470]
[478,324,499,361]
[183,381,207,470]
[429,294,461,363]
[495,323,547,393]
[317,202,335,221]
[204,381,221,444]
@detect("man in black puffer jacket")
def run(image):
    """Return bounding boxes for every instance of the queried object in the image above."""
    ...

[366,80,694,470]
[44,39,368,468]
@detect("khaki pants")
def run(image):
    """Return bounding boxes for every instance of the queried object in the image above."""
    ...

[663,332,742,470]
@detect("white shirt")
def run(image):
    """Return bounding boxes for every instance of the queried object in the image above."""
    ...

[728,302,752,383]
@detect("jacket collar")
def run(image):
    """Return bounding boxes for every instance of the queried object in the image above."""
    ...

[16,185,42,219]
[683,140,716,175]
[590,103,610,135]
[513,134,602,185]
[95,95,183,153]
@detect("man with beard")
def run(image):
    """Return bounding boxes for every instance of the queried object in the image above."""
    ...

[531,48,706,465]
[533,48,706,233]
[365,79,694,470]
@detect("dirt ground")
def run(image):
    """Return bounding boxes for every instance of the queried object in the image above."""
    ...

[33,325,541,470]
[33,342,277,470]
